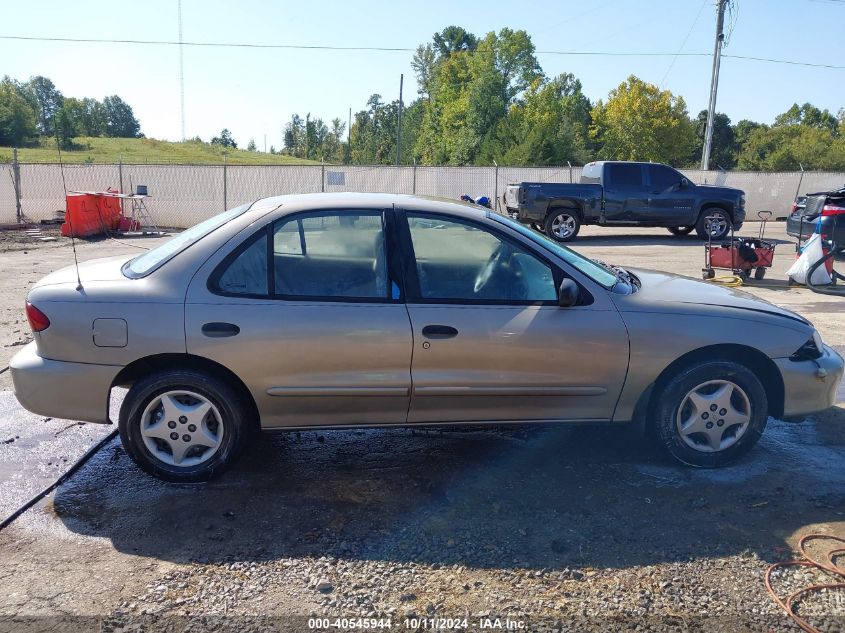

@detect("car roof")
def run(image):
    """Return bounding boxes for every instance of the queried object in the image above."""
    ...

[244,192,489,221]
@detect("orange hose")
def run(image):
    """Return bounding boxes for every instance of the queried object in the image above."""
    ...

[765,534,845,633]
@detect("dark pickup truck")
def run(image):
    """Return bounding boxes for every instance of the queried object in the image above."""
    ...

[504,161,746,242]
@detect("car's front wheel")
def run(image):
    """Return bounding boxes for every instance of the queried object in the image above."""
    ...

[695,209,732,240]
[119,369,249,482]
[545,208,581,242]
[653,360,768,467]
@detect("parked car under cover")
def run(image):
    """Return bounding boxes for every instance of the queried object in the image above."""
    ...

[11,193,844,481]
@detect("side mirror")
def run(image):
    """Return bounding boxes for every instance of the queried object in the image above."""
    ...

[558,278,580,308]
[679,178,690,189]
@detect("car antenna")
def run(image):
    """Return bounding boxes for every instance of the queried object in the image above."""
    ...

[54,135,83,291]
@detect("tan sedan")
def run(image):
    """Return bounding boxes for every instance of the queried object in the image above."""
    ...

[11,193,844,481]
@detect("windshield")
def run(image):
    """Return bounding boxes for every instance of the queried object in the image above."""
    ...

[123,204,250,278]
[490,213,620,289]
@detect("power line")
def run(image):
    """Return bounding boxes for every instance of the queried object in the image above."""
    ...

[661,0,709,87]
[0,34,842,69]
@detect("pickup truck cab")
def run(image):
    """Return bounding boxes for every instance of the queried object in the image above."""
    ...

[505,161,746,242]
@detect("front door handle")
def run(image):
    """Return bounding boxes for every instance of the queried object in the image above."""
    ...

[422,324,458,339]
[201,322,240,338]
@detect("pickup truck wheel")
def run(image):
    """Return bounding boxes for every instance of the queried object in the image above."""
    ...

[695,209,732,240]
[545,209,581,242]
[668,226,694,236]
[653,360,768,467]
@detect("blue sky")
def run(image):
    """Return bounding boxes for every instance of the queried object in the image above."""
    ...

[2,0,843,149]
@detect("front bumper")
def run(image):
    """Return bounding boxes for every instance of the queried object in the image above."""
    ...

[775,344,844,417]
[10,341,121,424]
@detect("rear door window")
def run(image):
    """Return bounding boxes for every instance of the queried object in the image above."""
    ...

[606,164,644,188]
[272,211,388,300]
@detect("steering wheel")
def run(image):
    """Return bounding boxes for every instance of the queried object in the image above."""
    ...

[473,244,516,295]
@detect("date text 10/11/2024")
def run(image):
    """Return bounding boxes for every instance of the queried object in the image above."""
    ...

[308,617,527,630]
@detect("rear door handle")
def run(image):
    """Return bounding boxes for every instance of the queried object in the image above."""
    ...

[201,322,240,338]
[422,324,458,339]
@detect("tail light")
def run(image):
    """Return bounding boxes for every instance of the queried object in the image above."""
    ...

[790,202,798,213]
[25,301,50,332]
[821,204,845,216]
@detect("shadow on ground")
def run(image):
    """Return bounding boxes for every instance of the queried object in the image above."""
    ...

[564,232,795,248]
[52,407,845,572]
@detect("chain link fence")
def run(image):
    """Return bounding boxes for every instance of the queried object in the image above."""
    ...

[2,160,844,229]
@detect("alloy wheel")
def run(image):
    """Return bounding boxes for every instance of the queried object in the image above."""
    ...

[704,214,729,238]
[551,213,577,239]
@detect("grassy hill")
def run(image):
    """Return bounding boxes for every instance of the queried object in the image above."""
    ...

[0,137,320,165]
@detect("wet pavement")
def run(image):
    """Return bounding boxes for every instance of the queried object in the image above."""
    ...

[0,392,113,521]
[6,401,844,568]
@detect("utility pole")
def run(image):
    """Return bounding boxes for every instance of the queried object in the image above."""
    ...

[178,0,186,141]
[348,107,352,164]
[701,0,728,170]
[396,74,404,166]
[263,133,267,153]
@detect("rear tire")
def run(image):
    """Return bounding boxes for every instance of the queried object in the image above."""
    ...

[668,226,695,236]
[695,208,732,240]
[653,360,768,467]
[544,208,581,242]
[754,266,766,280]
[119,369,250,482]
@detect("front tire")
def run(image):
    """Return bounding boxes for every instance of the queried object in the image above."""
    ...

[119,369,249,482]
[544,208,581,242]
[695,209,732,240]
[653,360,768,467]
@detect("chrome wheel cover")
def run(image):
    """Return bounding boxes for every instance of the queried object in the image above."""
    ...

[140,390,224,467]
[675,380,751,453]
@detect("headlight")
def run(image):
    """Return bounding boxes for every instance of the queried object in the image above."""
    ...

[791,330,824,361]
[740,195,746,208]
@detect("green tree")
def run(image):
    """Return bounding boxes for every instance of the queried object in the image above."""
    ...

[211,128,237,149]
[23,76,63,135]
[774,103,838,133]
[590,75,696,165]
[432,26,478,58]
[102,95,140,137]
[414,26,541,165]
[246,138,257,151]
[53,103,78,149]
[480,73,592,165]
[283,114,306,157]
[693,110,736,169]
[736,103,845,170]
[0,77,38,146]
[350,94,400,164]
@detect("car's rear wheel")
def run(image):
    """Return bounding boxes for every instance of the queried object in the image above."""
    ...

[668,226,694,236]
[653,360,768,467]
[545,208,581,242]
[695,209,732,240]
[119,369,249,482]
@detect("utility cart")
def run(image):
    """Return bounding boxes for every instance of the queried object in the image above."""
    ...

[702,210,776,281]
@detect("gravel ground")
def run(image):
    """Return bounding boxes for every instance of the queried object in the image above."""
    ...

[0,221,843,633]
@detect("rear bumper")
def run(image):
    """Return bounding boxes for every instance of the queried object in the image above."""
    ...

[775,344,844,418]
[10,342,120,423]
[786,215,815,240]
